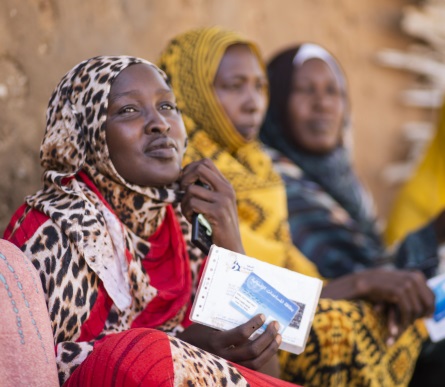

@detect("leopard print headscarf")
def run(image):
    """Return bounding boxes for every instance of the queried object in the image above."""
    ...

[24,56,183,309]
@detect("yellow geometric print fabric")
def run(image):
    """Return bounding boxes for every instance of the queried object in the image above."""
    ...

[282,299,427,386]
[183,129,320,277]
[386,100,445,245]
[159,26,428,386]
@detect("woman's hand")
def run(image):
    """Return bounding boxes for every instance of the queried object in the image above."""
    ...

[179,158,244,254]
[322,269,435,334]
[176,314,282,371]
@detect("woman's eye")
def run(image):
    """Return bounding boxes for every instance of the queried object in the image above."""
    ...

[256,81,267,91]
[327,85,341,96]
[294,86,313,95]
[160,102,177,111]
[119,106,137,114]
[224,83,243,91]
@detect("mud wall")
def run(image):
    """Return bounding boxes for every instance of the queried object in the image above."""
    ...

[0,0,423,232]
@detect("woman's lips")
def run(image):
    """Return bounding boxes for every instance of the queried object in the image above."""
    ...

[308,118,335,132]
[237,124,259,141]
[144,137,177,159]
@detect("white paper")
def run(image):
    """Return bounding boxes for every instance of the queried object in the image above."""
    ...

[425,272,445,343]
[190,245,323,354]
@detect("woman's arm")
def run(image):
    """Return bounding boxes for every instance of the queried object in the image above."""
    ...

[322,268,435,337]
[179,159,281,371]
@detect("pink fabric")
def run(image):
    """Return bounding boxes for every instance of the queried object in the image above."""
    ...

[0,239,58,387]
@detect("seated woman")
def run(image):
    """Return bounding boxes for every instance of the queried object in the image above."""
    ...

[3,56,293,386]
[260,43,444,280]
[158,27,435,387]
[260,43,445,386]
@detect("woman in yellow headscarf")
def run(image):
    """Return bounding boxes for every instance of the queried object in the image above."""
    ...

[158,27,435,386]
[386,101,445,251]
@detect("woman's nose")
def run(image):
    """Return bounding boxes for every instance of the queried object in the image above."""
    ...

[144,112,170,134]
[243,88,263,113]
[313,90,334,110]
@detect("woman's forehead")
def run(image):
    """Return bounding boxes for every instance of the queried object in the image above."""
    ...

[109,63,170,97]
[294,58,342,86]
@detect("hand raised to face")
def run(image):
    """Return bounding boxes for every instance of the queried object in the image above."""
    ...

[179,158,244,254]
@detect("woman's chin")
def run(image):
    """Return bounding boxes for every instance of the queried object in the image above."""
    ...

[127,169,182,188]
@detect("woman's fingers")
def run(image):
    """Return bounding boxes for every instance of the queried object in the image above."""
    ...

[395,290,413,329]
[363,269,434,322]
[237,332,282,370]
[397,271,435,325]
[410,271,436,316]
[216,314,266,348]
[181,189,234,223]
[212,315,282,370]
[386,307,399,346]
[180,159,236,220]
[180,159,229,192]
[225,320,281,364]
[177,317,281,370]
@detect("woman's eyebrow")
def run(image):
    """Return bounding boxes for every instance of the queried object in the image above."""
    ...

[109,88,173,104]
[157,88,174,97]
[223,74,246,80]
[109,90,140,104]
[220,74,267,81]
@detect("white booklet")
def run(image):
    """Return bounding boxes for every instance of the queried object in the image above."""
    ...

[190,245,323,355]
[424,272,445,342]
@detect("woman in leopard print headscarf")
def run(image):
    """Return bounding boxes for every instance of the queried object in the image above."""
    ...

[4,56,294,386]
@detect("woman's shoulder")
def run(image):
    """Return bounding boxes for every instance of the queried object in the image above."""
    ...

[261,145,303,180]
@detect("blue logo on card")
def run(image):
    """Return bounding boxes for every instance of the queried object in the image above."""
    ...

[433,279,445,322]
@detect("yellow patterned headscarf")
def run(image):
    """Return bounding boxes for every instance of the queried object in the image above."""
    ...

[159,27,320,278]
[385,100,445,245]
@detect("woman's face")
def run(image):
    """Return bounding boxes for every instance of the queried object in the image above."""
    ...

[214,44,268,142]
[106,63,187,187]
[286,58,345,154]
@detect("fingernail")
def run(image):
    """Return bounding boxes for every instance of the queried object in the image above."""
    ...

[390,325,398,336]
[386,337,395,347]
[275,334,282,345]
[273,321,281,331]
[259,314,266,323]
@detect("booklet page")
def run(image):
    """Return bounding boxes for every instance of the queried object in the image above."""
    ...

[190,245,323,354]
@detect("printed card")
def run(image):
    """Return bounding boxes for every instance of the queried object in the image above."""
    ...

[230,272,299,334]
